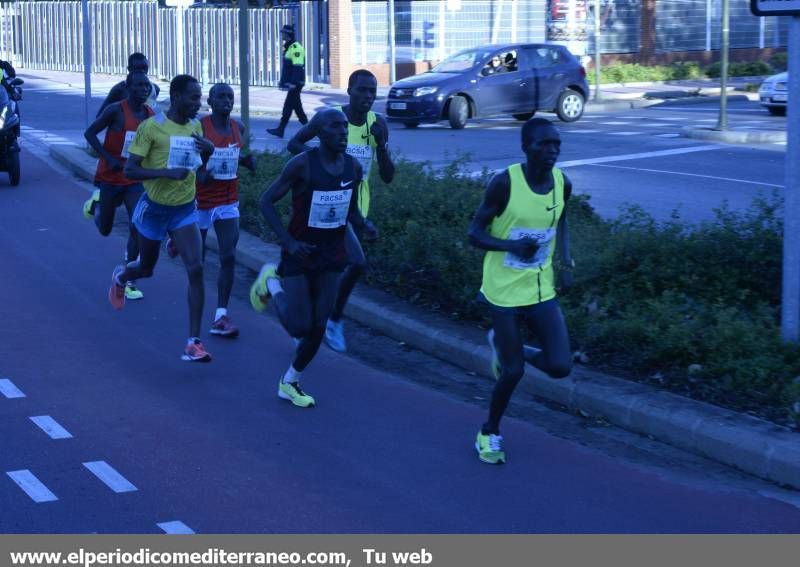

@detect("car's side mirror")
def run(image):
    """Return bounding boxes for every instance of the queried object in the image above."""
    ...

[480,68,491,77]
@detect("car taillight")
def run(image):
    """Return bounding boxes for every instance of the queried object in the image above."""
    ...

[579,66,586,77]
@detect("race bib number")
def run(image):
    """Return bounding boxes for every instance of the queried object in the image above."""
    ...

[346,144,373,179]
[121,131,136,159]
[167,136,203,171]
[504,227,556,270]
[308,188,353,229]
[206,145,240,180]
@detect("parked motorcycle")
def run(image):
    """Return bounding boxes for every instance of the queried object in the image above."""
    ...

[0,76,22,186]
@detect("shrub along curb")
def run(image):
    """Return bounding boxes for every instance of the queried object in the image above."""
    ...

[50,142,800,489]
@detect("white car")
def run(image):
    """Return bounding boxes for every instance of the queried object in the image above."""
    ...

[758,72,788,116]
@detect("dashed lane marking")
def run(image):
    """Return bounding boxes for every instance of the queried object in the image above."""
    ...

[608,131,640,136]
[30,415,73,440]
[6,470,58,503]
[558,144,723,169]
[158,521,196,534]
[0,378,25,398]
[83,461,138,493]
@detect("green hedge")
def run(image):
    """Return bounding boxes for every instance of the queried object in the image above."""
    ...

[239,154,800,426]
[588,60,778,85]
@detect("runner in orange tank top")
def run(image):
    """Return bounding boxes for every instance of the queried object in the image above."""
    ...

[195,83,256,337]
[83,71,155,301]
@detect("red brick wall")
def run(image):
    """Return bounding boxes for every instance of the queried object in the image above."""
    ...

[329,0,353,89]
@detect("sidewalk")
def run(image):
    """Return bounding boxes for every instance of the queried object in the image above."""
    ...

[48,141,800,490]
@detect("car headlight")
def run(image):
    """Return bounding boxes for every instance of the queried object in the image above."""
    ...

[413,86,439,97]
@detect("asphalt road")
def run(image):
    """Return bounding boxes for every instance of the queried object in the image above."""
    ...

[2,121,800,533]
[19,72,787,225]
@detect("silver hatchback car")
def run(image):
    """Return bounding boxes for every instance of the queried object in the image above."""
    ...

[759,72,788,116]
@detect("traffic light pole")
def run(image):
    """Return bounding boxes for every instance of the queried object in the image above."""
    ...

[782,16,800,341]
[716,0,729,131]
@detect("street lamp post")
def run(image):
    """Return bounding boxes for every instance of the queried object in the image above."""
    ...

[81,0,92,130]
[594,0,601,101]
[239,0,250,141]
[716,0,729,131]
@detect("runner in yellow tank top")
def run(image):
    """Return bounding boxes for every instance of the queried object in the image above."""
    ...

[287,69,395,353]
[468,117,575,465]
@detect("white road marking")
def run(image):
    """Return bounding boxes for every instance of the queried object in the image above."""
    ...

[6,470,58,503]
[29,416,73,440]
[599,121,631,125]
[587,163,783,187]
[566,129,601,133]
[83,461,138,493]
[697,118,718,122]
[655,133,681,138]
[0,379,25,398]
[608,131,640,136]
[558,144,722,169]
[158,521,196,534]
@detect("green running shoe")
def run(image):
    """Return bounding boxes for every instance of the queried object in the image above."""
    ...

[83,189,100,220]
[125,282,144,300]
[250,263,278,313]
[475,431,505,464]
[278,379,315,408]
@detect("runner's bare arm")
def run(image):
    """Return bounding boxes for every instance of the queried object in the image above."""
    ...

[372,114,395,184]
[286,120,319,155]
[192,133,215,164]
[468,170,538,258]
[555,174,574,292]
[84,104,124,169]
[124,154,190,181]
[259,154,314,255]
[347,161,378,240]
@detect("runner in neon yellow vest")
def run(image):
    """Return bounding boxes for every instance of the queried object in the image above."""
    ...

[468,117,575,465]
[287,69,395,353]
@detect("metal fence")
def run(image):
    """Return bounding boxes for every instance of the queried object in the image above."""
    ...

[655,0,788,52]
[1,0,327,86]
[351,0,547,65]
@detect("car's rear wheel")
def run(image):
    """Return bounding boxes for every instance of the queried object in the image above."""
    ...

[513,112,535,121]
[448,96,469,129]
[403,121,420,129]
[555,89,585,122]
[767,106,786,116]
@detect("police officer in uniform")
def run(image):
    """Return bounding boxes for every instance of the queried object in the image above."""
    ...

[267,24,308,138]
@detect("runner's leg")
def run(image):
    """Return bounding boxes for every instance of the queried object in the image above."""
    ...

[95,188,124,236]
[523,299,572,379]
[170,223,205,339]
[294,271,339,371]
[484,309,526,434]
[122,189,142,263]
[329,224,366,322]
[213,217,240,309]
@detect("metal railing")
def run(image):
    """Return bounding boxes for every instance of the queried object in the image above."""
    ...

[1,0,327,86]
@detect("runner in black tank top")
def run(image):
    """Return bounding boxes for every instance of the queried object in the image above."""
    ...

[249,108,377,408]
[282,146,356,276]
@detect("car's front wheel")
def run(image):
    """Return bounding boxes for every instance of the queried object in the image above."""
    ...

[555,89,585,122]
[448,96,469,129]
[767,106,786,116]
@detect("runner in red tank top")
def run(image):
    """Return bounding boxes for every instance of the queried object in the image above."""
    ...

[83,71,155,301]
[195,83,256,338]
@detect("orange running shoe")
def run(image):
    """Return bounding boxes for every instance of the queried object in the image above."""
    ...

[108,265,126,311]
[182,339,212,362]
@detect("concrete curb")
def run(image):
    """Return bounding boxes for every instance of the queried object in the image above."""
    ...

[49,142,800,489]
[681,126,787,144]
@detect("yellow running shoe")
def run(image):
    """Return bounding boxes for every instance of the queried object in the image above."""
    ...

[475,431,505,464]
[83,189,100,220]
[278,379,315,408]
[249,263,278,312]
